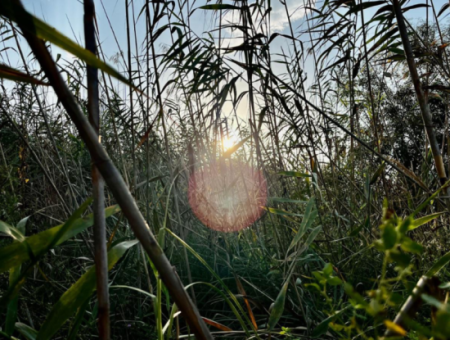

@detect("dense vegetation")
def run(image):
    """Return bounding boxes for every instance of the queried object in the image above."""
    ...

[1,0,450,339]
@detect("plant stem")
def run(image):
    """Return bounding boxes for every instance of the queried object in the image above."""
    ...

[84,0,110,338]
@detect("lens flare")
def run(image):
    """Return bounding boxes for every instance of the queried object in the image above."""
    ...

[188,160,267,232]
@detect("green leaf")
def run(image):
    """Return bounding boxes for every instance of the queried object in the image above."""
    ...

[110,285,156,300]
[347,1,386,14]
[0,200,94,310]
[304,225,322,248]
[426,250,450,277]
[312,271,325,282]
[439,282,450,290]
[268,280,289,330]
[15,322,37,340]
[312,306,351,337]
[279,171,312,178]
[382,225,397,249]
[6,265,21,335]
[199,4,241,10]
[0,3,130,86]
[348,224,363,237]
[269,197,307,204]
[409,212,443,231]
[389,251,411,267]
[16,216,31,234]
[44,198,93,254]
[305,283,321,292]
[312,319,330,337]
[0,205,120,274]
[370,162,385,185]
[323,263,333,276]
[165,304,180,337]
[288,198,317,251]
[327,276,342,286]
[349,217,369,237]
[36,240,138,340]
[266,207,302,217]
[0,63,48,85]
[0,220,25,241]
[421,294,447,310]
[166,230,252,334]
[400,237,423,254]
[67,299,90,340]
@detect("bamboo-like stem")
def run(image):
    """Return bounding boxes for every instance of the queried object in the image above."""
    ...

[392,0,450,198]
[383,276,442,337]
[125,0,137,189]
[83,0,110,338]
[11,1,212,338]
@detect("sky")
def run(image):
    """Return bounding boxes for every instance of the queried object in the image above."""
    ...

[20,0,448,58]
[10,0,450,126]
[16,0,319,123]
[17,0,323,72]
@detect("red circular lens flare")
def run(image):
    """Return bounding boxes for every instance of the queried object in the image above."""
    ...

[188,160,267,232]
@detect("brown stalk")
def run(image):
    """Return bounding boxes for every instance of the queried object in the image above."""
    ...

[125,0,137,189]
[83,0,110,338]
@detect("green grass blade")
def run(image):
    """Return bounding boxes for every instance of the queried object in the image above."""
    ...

[288,198,317,252]
[312,306,352,337]
[279,171,312,178]
[166,229,256,337]
[110,285,156,299]
[36,240,138,340]
[267,280,289,330]
[15,322,38,340]
[305,225,322,248]
[163,303,179,337]
[269,197,308,204]
[409,212,443,231]
[0,205,120,274]
[67,299,90,340]
[5,265,21,336]
[199,4,241,10]
[0,220,25,242]
[426,250,450,277]
[184,281,248,333]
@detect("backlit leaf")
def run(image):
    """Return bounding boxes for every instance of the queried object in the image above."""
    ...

[0,2,130,86]
[0,205,120,274]
[267,280,289,330]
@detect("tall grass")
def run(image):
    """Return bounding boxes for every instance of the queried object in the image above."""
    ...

[1,0,450,339]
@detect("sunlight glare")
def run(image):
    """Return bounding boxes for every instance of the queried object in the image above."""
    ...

[223,135,238,151]
[188,160,267,232]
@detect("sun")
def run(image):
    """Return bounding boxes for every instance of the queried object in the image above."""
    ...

[223,135,238,151]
